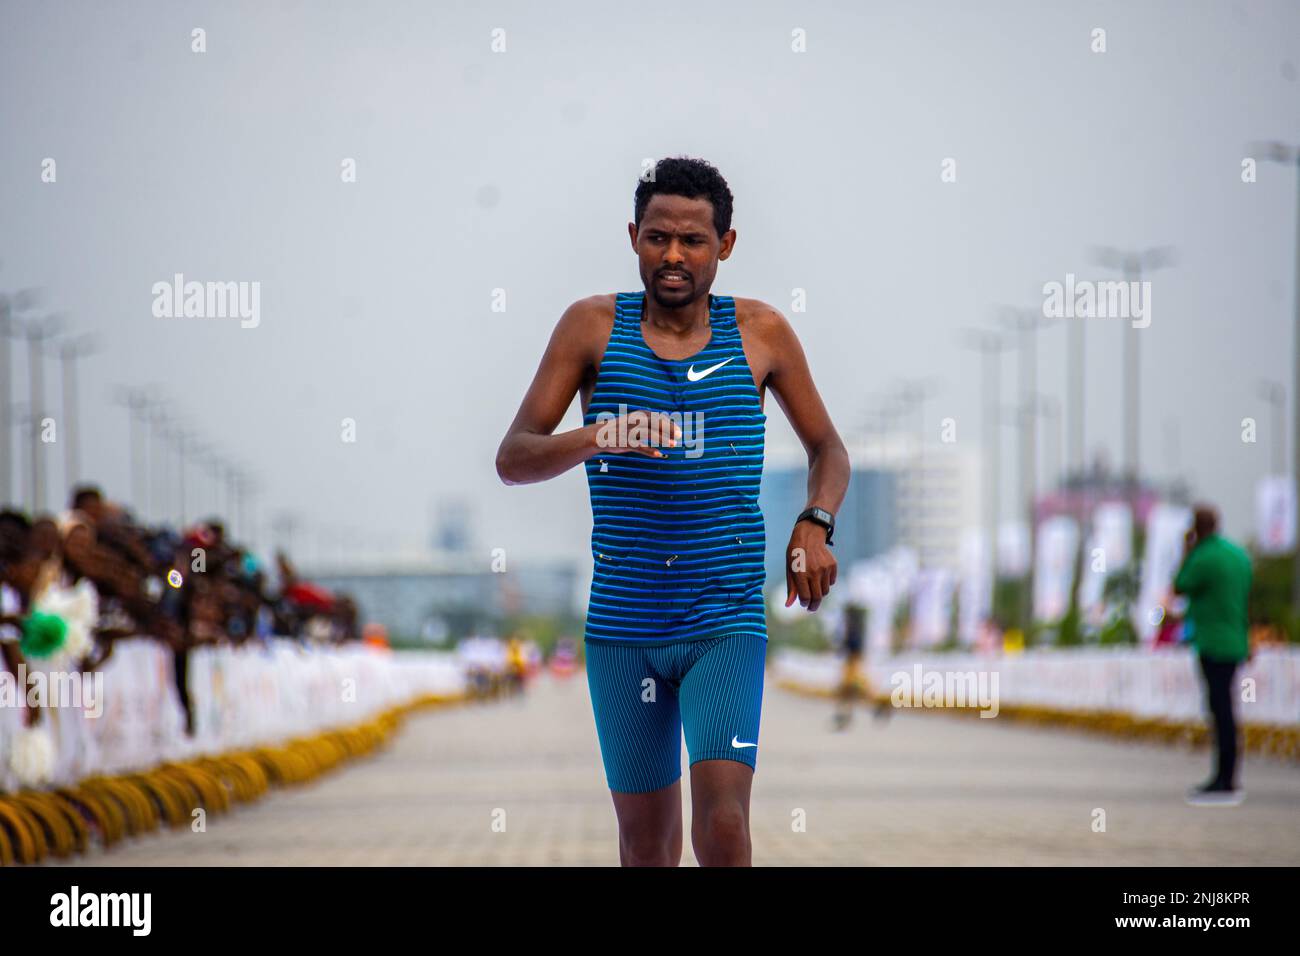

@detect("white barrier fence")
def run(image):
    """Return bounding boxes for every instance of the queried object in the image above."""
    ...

[1,638,467,793]
[773,646,1300,726]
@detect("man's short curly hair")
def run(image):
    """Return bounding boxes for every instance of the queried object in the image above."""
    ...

[634,156,734,239]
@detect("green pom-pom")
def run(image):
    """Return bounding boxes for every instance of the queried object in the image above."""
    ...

[20,611,68,659]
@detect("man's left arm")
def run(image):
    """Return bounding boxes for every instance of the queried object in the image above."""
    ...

[759,304,851,612]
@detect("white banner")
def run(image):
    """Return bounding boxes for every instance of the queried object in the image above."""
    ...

[773,646,1300,728]
[997,521,1031,576]
[1034,515,1079,622]
[911,568,955,647]
[1136,502,1193,643]
[1256,475,1297,555]
[1079,502,1133,625]
[0,639,467,792]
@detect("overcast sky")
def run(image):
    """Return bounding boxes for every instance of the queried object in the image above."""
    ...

[1,0,1297,567]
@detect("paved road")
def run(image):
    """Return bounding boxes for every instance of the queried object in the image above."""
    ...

[49,671,1300,866]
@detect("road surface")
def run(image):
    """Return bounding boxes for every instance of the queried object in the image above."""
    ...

[46,671,1300,865]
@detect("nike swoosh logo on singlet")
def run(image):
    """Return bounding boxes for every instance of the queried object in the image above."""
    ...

[731,736,757,749]
[686,356,736,381]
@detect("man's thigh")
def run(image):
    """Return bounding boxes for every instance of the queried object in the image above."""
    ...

[678,633,768,772]
[584,639,683,793]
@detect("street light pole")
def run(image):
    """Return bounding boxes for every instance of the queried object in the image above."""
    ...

[59,333,97,494]
[173,430,192,528]
[962,329,1008,600]
[0,289,42,508]
[1091,246,1177,488]
[149,404,170,524]
[1259,380,1287,477]
[1251,141,1300,612]
[24,314,62,512]
[1000,307,1052,627]
[1036,394,1063,495]
[0,298,12,507]
[113,386,152,515]
[1065,302,1085,491]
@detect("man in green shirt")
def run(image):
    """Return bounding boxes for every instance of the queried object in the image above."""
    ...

[1172,505,1253,804]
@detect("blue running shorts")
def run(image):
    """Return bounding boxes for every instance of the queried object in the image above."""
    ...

[583,632,768,794]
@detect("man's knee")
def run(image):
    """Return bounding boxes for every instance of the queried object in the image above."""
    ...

[619,830,676,866]
[699,800,747,831]
[694,801,750,853]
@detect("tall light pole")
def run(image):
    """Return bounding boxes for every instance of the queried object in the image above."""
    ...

[1161,417,1183,490]
[148,403,171,524]
[59,333,97,495]
[1000,309,1052,519]
[231,467,256,544]
[1259,380,1287,477]
[189,443,215,523]
[1000,307,1052,625]
[23,314,63,512]
[11,403,31,510]
[0,297,13,508]
[1036,393,1063,495]
[961,329,1008,598]
[1251,140,1300,614]
[1091,245,1177,488]
[170,428,193,528]
[1063,297,1085,492]
[113,386,152,515]
[201,448,226,523]
[205,453,227,523]
[0,288,41,508]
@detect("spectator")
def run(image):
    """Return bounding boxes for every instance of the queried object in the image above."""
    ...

[1173,504,1253,805]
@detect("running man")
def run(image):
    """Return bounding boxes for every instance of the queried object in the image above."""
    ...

[832,602,867,731]
[496,157,849,866]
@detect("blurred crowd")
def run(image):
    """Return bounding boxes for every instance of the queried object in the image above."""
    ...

[0,484,360,734]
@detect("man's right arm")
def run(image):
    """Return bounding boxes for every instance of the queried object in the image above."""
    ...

[1172,546,1201,597]
[495,299,602,485]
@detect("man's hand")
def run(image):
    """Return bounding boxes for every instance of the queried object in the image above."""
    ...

[593,409,681,460]
[785,520,837,612]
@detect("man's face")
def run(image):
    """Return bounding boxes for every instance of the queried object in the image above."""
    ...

[630,194,735,309]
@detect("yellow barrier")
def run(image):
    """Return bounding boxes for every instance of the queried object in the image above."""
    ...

[0,691,468,866]
[776,678,1300,761]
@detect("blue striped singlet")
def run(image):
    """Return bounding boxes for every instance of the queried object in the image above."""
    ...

[582,291,768,646]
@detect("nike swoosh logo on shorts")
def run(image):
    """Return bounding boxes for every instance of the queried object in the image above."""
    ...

[686,356,736,382]
[731,735,757,749]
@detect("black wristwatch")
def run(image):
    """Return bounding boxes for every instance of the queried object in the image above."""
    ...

[795,506,835,546]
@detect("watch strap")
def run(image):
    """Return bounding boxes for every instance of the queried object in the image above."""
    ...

[795,507,835,546]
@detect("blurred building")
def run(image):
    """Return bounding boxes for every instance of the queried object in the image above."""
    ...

[761,432,981,577]
[892,443,982,571]
[759,443,900,585]
[308,556,579,643]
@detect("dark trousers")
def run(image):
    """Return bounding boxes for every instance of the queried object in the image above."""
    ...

[173,645,194,737]
[1198,655,1239,788]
